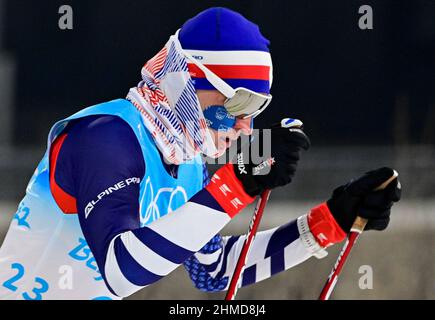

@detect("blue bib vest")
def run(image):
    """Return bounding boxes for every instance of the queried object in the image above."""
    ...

[0,99,204,299]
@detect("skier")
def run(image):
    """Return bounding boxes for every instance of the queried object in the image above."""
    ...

[0,7,400,300]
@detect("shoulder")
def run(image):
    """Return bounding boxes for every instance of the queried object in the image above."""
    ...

[63,115,145,175]
[67,115,134,141]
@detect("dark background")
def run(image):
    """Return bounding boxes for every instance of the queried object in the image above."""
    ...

[2,0,435,147]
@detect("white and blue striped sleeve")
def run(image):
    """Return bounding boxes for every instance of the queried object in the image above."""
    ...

[95,164,256,298]
[184,214,328,292]
[102,191,231,297]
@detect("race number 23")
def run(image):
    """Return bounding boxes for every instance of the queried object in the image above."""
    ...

[2,263,49,300]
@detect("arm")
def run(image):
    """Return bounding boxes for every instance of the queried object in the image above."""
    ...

[183,119,321,291]
[184,167,402,292]
[102,166,254,298]
[184,214,330,292]
[53,115,256,298]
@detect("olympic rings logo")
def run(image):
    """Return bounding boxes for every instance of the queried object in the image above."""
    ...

[139,176,188,226]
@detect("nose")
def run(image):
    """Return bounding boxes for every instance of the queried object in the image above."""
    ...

[234,117,253,136]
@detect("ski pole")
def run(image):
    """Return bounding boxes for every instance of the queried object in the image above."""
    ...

[225,118,305,300]
[225,189,271,300]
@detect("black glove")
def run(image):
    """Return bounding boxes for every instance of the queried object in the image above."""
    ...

[327,167,402,232]
[233,118,310,197]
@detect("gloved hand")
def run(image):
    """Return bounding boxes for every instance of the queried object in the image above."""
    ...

[233,118,310,197]
[327,167,402,233]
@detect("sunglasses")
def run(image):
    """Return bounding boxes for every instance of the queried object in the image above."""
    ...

[172,30,272,119]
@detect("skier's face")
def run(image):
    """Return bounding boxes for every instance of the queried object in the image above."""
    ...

[197,90,254,153]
